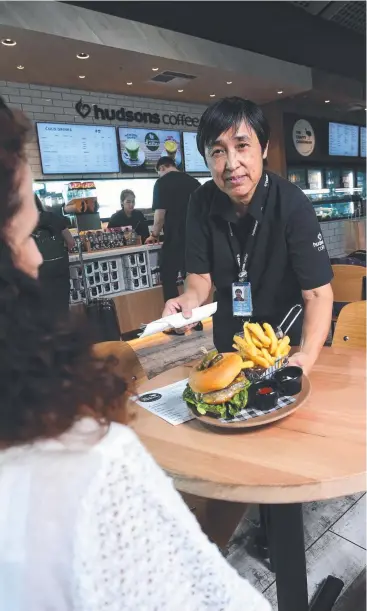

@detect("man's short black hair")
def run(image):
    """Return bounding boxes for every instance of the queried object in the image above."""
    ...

[197,97,270,159]
[156,156,177,172]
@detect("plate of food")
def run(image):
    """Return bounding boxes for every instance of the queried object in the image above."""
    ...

[182,320,311,429]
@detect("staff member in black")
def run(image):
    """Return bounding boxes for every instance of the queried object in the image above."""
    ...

[146,156,200,302]
[108,189,149,243]
[163,97,333,374]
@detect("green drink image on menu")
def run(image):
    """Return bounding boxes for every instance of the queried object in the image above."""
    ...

[125,139,140,162]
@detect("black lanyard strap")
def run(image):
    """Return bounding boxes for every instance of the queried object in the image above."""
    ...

[228,173,269,282]
[228,218,259,282]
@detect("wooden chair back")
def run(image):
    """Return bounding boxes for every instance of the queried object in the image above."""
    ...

[331,265,366,303]
[332,301,366,349]
[93,341,148,386]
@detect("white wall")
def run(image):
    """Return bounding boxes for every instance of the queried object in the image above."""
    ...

[322,220,348,258]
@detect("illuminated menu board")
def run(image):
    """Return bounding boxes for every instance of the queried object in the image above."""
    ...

[182,132,208,173]
[37,123,120,174]
[329,122,359,157]
[118,127,182,172]
[360,127,366,157]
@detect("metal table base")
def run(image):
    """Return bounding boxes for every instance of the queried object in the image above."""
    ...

[260,503,344,611]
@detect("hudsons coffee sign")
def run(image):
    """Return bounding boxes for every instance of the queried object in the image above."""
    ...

[75,99,200,127]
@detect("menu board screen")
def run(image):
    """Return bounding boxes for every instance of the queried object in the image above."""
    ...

[360,127,366,157]
[36,123,120,174]
[118,128,182,172]
[182,132,208,173]
[329,122,359,157]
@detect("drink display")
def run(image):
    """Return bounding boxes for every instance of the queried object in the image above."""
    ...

[164,139,178,160]
[64,181,98,214]
[119,128,182,171]
[125,139,140,162]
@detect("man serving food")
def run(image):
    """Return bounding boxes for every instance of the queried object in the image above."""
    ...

[163,97,333,374]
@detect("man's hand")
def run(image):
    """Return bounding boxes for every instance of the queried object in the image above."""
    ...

[163,292,200,320]
[288,351,313,376]
[287,283,333,376]
[145,235,159,245]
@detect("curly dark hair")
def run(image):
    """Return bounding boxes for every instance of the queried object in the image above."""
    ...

[0,99,128,445]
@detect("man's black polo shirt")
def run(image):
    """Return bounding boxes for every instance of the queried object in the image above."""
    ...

[186,171,333,352]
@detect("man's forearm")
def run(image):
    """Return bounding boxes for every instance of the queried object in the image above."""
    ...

[301,287,333,366]
[185,273,212,306]
[151,210,165,237]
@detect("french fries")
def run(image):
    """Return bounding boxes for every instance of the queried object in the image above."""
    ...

[263,322,278,356]
[233,321,290,369]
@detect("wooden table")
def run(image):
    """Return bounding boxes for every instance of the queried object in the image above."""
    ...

[133,347,366,611]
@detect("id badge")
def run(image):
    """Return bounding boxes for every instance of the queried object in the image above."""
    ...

[232,282,253,317]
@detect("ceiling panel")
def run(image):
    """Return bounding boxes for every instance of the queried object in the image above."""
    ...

[291,1,366,35]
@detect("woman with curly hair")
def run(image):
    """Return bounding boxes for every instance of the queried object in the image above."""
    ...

[0,99,270,611]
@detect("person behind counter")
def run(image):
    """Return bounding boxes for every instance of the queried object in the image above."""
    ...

[108,189,150,243]
[163,97,334,374]
[34,195,75,321]
[146,157,201,334]
[0,98,270,611]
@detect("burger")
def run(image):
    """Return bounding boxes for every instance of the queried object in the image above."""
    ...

[183,350,251,419]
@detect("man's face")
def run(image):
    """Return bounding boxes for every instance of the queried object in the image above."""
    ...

[205,120,268,204]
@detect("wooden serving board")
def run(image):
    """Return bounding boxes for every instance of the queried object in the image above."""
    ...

[190,375,311,430]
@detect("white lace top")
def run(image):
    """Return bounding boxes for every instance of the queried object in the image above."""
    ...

[0,418,270,611]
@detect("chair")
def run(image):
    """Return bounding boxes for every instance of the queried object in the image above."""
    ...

[332,301,366,349]
[331,264,366,303]
[330,265,366,336]
[93,341,147,385]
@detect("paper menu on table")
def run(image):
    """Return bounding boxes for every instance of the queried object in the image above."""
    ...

[136,379,195,425]
[139,302,217,338]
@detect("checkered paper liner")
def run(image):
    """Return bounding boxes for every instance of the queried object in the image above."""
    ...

[218,394,296,424]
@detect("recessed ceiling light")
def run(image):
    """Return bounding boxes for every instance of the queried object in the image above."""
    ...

[210,94,216,98]
[178,89,184,93]
[277,90,283,95]
[1,38,16,46]
[226,81,233,85]
[152,67,159,71]
[76,52,89,60]
[17,65,24,70]
[126,82,133,86]
[78,75,86,79]
[325,100,330,103]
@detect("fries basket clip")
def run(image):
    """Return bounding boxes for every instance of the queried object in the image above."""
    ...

[275,304,303,339]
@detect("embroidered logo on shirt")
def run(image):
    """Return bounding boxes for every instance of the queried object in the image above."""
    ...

[313,233,325,251]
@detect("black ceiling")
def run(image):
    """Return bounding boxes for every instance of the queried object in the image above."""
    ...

[66,1,366,82]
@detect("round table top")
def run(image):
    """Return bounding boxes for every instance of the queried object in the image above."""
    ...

[132,347,366,504]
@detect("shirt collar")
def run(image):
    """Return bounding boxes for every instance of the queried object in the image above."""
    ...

[209,172,269,224]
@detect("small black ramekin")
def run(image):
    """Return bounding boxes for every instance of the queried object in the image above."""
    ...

[273,366,303,396]
[248,381,279,411]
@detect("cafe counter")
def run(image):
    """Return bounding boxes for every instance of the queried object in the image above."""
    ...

[69,244,164,333]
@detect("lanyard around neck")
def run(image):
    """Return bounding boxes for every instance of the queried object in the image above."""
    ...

[227,173,269,282]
